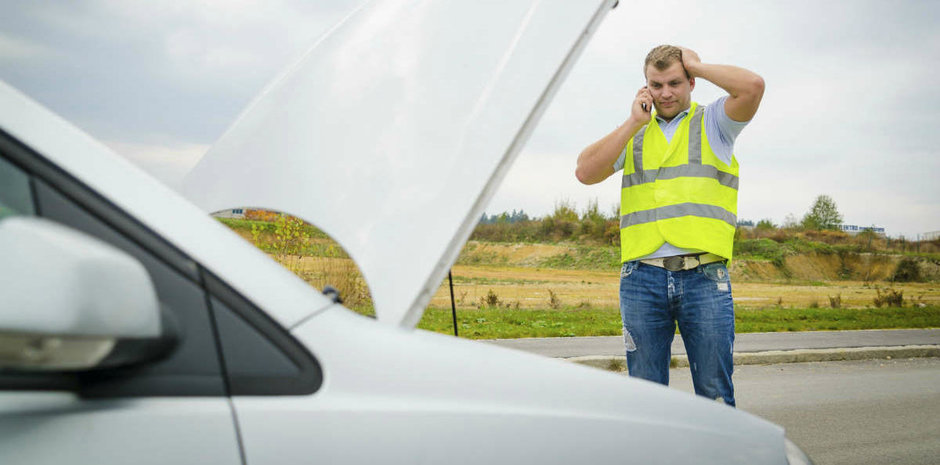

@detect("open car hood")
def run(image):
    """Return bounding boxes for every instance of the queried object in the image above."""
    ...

[183,0,616,327]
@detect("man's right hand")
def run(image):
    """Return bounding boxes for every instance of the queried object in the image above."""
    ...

[575,86,653,185]
[631,86,653,124]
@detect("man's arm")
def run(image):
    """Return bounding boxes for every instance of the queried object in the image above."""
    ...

[576,86,652,185]
[680,47,765,122]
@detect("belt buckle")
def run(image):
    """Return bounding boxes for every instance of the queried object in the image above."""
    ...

[662,255,685,271]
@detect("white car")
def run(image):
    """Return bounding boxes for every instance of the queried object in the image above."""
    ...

[0,1,812,464]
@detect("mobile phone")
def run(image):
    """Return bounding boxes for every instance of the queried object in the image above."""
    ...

[641,102,648,112]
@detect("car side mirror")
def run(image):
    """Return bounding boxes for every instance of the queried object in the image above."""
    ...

[0,217,173,371]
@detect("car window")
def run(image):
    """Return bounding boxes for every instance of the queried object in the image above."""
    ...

[0,156,34,219]
[32,180,226,397]
[1,140,320,398]
[215,212,375,318]
[204,272,322,396]
[0,139,224,396]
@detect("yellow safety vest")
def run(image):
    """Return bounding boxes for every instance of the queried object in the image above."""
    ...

[620,102,739,262]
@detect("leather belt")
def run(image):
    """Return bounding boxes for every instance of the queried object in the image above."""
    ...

[639,253,725,272]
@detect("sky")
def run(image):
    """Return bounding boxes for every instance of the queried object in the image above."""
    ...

[1,0,937,238]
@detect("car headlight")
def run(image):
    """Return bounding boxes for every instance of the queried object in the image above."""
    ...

[784,437,815,465]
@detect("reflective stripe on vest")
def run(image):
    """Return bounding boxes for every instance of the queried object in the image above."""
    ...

[620,202,736,229]
[621,164,739,190]
[621,105,737,189]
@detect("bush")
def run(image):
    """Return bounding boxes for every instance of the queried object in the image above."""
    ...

[769,228,796,243]
[472,199,622,245]
[733,238,788,268]
[472,220,541,242]
[828,294,841,309]
[891,257,923,282]
[873,287,904,307]
[801,229,850,245]
[479,289,502,309]
[578,199,607,238]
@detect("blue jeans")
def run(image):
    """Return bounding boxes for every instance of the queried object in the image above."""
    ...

[619,260,736,406]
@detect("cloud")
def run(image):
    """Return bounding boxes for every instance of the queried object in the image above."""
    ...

[0,34,49,59]
[487,149,622,218]
[0,0,363,144]
[1,0,937,237]
[507,0,940,237]
[104,140,207,192]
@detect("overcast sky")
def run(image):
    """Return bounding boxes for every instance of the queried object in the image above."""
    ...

[1,1,937,238]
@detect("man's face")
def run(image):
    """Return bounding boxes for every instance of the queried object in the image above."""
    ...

[645,61,695,120]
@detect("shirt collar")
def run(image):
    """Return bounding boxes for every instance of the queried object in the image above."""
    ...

[655,106,691,124]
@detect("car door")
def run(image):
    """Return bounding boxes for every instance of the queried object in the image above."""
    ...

[0,134,242,465]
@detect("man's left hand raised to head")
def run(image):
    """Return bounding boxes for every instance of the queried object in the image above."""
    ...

[678,46,701,78]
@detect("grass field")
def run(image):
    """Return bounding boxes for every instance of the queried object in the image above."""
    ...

[418,265,940,338]
[428,264,940,311]
[218,218,940,338]
[417,305,940,339]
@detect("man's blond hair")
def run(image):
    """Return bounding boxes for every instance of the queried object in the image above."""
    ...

[644,45,688,78]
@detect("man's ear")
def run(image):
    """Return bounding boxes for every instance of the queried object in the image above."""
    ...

[689,76,695,91]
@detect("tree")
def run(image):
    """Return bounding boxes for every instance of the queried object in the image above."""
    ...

[509,209,530,223]
[782,213,801,230]
[802,195,843,230]
[580,198,605,223]
[756,218,776,230]
[549,199,578,222]
[579,198,607,239]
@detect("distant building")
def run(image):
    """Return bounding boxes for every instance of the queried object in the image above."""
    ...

[211,208,284,222]
[211,208,245,219]
[923,230,940,241]
[839,224,885,237]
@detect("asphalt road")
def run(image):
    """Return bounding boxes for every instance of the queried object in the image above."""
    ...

[666,358,940,465]
[484,329,940,358]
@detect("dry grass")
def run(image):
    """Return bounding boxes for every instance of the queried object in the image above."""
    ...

[725,281,938,309]
[429,265,940,310]
[289,256,371,308]
[429,265,619,310]
[219,219,939,315]
[265,252,939,313]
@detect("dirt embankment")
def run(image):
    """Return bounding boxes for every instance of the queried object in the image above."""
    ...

[732,253,940,282]
[460,241,940,283]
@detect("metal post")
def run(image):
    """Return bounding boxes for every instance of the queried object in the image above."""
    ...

[448,270,458,337]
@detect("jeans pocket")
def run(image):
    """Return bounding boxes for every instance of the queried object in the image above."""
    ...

[702,262,730,282]
[620,261,638,279]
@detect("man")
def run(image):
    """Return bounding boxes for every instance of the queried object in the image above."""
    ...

[575,45,764,407]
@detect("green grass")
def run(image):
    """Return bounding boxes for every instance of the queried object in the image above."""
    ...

[418,307,623,339]
[454,242,510,266]
[537,245,620,271]
[732,237,842,267]
[899,251,940,262]
[450,276,550,285]
[416,305,940,339]
[734,306,940,332]
[216,217,330,239]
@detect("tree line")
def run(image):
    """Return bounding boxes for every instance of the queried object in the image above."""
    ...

[744,194,845,232]
[472,195,869,245]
